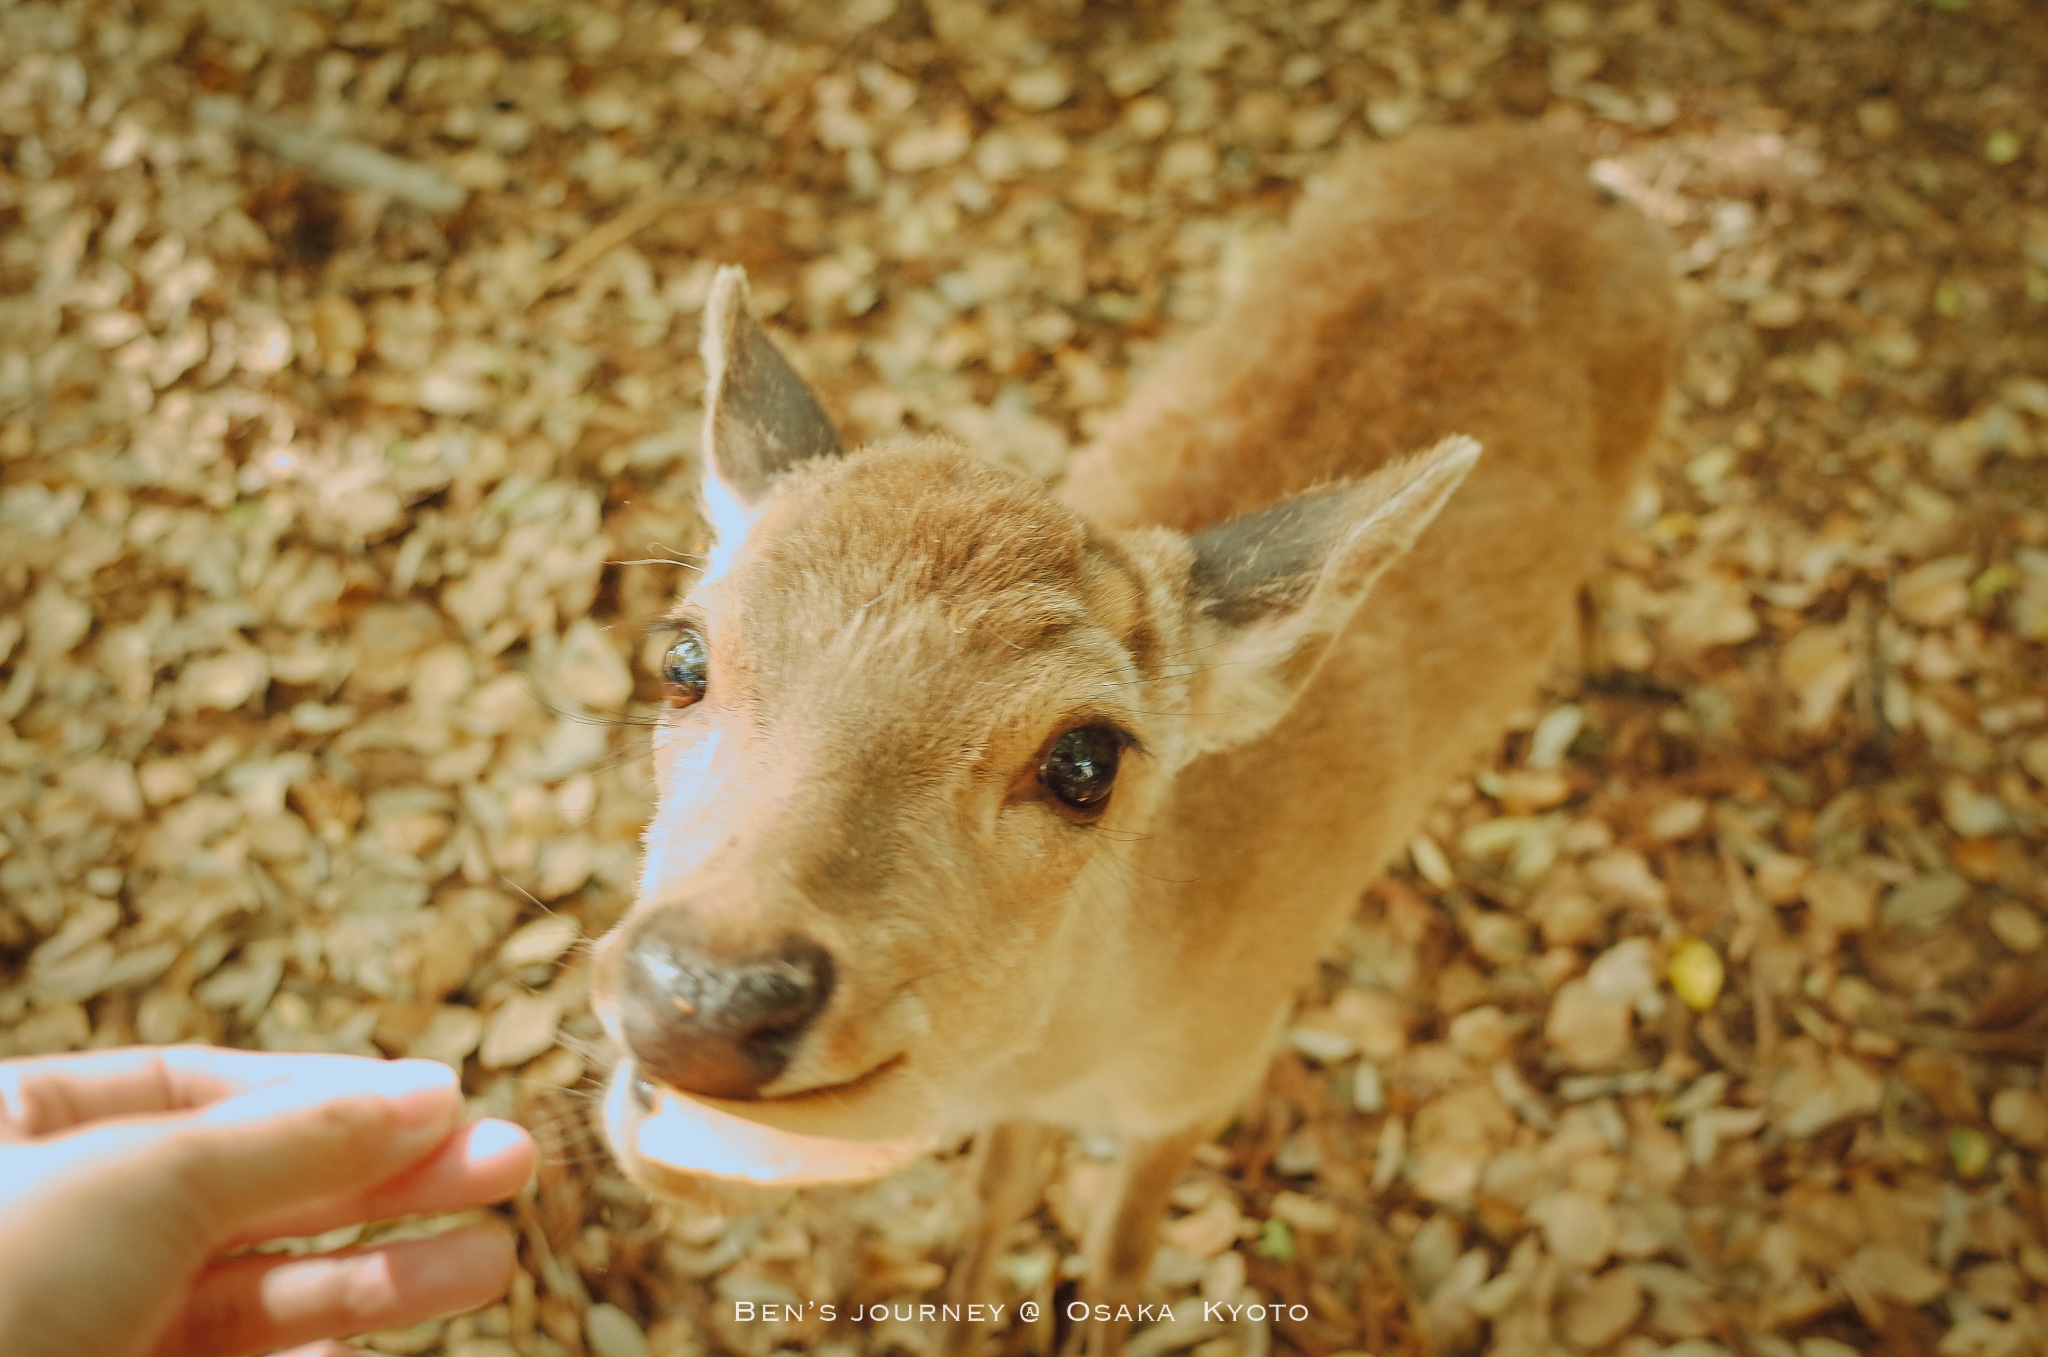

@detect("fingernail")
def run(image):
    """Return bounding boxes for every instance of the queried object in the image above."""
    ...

[467,1118,533,1161]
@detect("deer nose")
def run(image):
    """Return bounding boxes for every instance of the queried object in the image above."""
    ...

[616,921,835,1100]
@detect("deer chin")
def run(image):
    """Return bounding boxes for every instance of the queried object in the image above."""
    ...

[601,1055,939,1195]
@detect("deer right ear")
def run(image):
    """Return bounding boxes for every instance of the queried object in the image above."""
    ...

[700,265,844,508]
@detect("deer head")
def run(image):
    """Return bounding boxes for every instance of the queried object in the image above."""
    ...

[589,267,1478,1179]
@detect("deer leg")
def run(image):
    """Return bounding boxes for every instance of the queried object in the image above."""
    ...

[1576,581,1601,673]
[1063,1121,1214,1357]
[944,1119,1062,1357]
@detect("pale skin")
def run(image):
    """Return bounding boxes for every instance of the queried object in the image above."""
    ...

[0,1046,537,1357]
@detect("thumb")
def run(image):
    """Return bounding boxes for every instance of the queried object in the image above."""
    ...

[140,1060,466,1248]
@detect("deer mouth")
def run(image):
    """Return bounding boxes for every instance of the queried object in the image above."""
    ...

[602,1054,935,1191]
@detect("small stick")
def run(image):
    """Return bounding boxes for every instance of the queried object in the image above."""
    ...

[525,190,684,307]
[194,96,467,214]
[1720,847,1779,1075]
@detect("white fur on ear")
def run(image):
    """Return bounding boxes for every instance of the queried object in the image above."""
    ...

[697,461,762,587]
[696,268,765,586]
[1183,435,1481,753]
[694,265,845,585]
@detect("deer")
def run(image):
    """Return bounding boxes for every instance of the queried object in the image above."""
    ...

[584,123,1678,1354]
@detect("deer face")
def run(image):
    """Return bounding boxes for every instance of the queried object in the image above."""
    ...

[590,268,1477,1182]
[604,438,1193,1121]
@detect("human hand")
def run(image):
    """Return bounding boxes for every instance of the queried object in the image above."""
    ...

[0,1045,538,1357]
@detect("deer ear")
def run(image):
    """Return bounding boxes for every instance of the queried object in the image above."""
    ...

[701,265,844,507]
[1183,435,1480,753]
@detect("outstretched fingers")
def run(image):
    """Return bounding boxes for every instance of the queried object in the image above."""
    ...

[155,1224,517,1357]
[1,1048,468,1140]
[159,1061,467,1247]
[228,1117,536,1246]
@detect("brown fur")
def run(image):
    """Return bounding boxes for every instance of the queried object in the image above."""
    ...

[589,124,1677,1353]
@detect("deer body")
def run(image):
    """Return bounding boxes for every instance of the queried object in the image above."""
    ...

[590,125,1676,1352]
[1021,126,1676,1137]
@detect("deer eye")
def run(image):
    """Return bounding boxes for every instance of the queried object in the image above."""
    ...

[1040,725,1125,815]
[662,628,709,708]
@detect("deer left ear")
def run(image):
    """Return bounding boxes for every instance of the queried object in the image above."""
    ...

[1179,435,1481,754]
[700,265,844,507]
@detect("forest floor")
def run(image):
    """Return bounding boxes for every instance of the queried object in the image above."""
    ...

[3,0,2047,1355]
